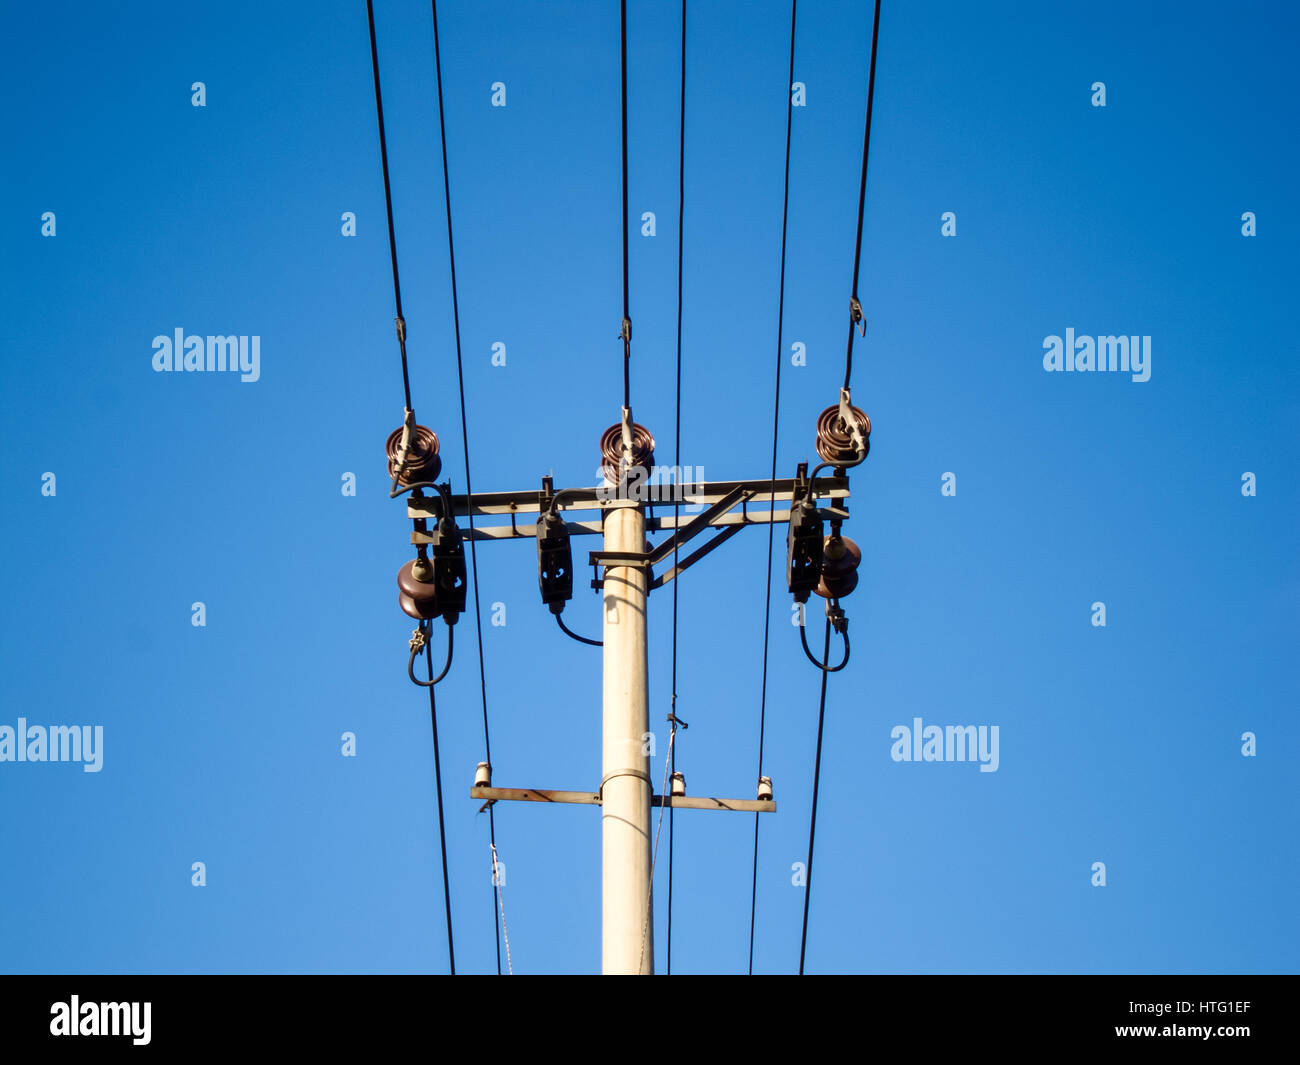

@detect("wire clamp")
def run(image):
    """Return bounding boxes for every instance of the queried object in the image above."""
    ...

[849,296,865,337]
[838,387,867,458]
[408,621,429,656]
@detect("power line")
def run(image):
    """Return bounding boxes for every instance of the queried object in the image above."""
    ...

[798,0,883,974]
[748,0,799,977]
[425,644,456,973]
[666,0,687,978]
[364,0,413,411]
[798,618,832,974]
[842,0,883,392]
[367,0,455,974]
[619,0,632,409]
[430,0,502,976]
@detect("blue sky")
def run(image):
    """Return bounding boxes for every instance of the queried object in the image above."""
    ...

[1,0,1296,974]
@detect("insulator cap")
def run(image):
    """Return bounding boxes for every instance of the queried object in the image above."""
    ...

[398,558,440,619]
[386,423,442,486]
[599,422,656,483]
[815,403,871,466]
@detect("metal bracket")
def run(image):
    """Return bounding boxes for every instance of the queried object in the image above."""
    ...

[587,486,755,591]
[470,785,776,813]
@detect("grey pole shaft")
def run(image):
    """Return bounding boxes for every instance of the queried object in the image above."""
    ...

[601,503,653,974]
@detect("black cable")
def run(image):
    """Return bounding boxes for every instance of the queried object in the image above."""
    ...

[667,0,687,978]
[431,0,501,976]
[409,622,455,686]
[748,0,798,978]
[620,0,631,409]
[842,0,882,392]
[365,0,413,410]
[425,639,456,973]
[800,615,849,672]
[798,617,832,974]
[556,611,602,647]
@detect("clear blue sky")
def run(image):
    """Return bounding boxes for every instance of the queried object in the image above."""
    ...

[1,0,1296,975]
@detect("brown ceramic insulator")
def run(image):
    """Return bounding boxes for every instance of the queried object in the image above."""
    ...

[820,534,862,578]
[400,593,440,621]
[599,421,656,482]
[398,559,440,619]
[815,568,859,600]
[815,534,861,599]
[814,403,871,465]
[386,423,442,486]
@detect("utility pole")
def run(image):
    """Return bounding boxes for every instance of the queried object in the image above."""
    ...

[601,501,652,974]
[395,437,865,974]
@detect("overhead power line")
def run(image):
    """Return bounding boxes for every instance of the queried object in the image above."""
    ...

[366,0,454,974]
[425,647,456,972]
[365,0,413,411]
[798,618,833,974]
[666,0,687,978]
[430,0,503,977]
[619,0,632,410]
[842,0,883,392]
[748,0,799,978]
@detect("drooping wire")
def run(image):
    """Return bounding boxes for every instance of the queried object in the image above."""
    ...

[430,0,502,975]
[425,641,456,973]
[619,0,632,409]
[666,0,687,977]
[556,611,602,648]
[365,0,413,411]
[800,613,849,672]
[798,618,833,974]
[748,0,798,977]
[842,0,883,392]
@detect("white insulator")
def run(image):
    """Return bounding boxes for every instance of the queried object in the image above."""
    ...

[670,771,686,797]
[757,776,774,801]
[474,761,492,788]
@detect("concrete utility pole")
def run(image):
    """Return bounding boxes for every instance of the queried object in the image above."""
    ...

[600,502,652,974]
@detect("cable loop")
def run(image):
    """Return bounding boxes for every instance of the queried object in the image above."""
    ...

[408,621,455,687]
[799,608,850,673]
